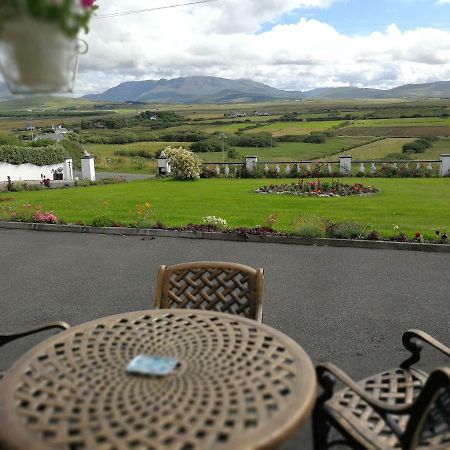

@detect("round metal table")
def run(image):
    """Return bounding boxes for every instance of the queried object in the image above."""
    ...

[0,310,316,450]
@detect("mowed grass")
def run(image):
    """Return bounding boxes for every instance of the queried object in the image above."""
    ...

[199,137,371,162]
[244,120,343,136]
[3,178,449,238]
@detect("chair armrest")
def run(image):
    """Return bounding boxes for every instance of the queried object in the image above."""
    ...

[0,321,70,348]
[403,329,450,357]
[317,363,415,415]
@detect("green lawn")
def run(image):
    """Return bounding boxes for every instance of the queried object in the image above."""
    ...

[2,178,449,238]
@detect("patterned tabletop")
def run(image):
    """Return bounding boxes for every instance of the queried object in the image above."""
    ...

[0,310,316,450]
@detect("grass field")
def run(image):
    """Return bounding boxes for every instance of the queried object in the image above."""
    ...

[328,138,415,160]
[2,178,449,238]
[244,120,343,136]
[338,125,450,137]
[85,141,191,174]
[197,137,370,162]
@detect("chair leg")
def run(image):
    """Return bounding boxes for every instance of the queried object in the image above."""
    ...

[312,405,331,450]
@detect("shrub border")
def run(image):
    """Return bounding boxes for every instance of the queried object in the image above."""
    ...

[0,221,448,253]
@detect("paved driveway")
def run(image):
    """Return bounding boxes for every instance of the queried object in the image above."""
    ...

[0,229,448,449]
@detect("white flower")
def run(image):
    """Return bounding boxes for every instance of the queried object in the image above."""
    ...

[165,146,202,181]
[202,216,228,229]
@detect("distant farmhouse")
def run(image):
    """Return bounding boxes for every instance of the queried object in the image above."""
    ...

[228,112,247,118]
[34,124,70,142]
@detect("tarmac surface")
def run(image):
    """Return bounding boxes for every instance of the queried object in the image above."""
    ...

[0,228,449,449]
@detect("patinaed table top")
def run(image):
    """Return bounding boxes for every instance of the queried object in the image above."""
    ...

[0,309,316,450]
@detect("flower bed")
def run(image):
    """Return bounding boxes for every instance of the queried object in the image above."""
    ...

[256,181,379,197]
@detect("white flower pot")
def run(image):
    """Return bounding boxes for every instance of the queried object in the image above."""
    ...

[0,17,81,94]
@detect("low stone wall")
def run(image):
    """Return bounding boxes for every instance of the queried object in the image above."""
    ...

[0,159,73,182]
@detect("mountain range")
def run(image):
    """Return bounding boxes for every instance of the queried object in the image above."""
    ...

[82,76,450,104]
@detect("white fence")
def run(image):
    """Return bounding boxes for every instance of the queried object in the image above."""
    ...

[192,154,450,177]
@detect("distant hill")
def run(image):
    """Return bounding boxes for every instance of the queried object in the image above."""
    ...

[82,77,450,103]
[83,76,302,103]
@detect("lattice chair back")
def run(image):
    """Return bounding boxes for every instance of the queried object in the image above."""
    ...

[154,262,264,322]
[405,368,450,449]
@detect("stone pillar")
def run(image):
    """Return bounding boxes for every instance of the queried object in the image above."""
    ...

[81,156,95,181]
[339,156,352,176]
[245,156,258,172]
[63,158,73,181]
[440,154,450,177]
[157,151,171,175]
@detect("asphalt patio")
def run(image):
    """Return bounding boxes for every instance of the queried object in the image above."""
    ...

[0,228,449,449]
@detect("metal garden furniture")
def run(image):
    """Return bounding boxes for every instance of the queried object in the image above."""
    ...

[154,261,264,322]
[314,329,450,449]
[0,321,70,380]
[0,309,316,450]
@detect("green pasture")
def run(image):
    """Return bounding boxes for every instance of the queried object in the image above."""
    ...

[328,138,415,160]
[348,117,450,128]
[2,178,449,238]
[244,120,343,136]
[85,141,191,174]
[197,138,370,162]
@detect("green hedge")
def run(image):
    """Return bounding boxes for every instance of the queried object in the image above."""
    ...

[0,145,69,166]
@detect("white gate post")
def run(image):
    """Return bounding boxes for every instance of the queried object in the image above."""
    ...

[63,158,73,181]
[245,156,258,172]
[440,154,450,177]
[81,155,96,181]
[339,156,352,176]
[157,151,171,175]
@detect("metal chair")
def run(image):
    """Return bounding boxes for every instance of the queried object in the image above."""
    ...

[154,261,264,322]
[0,321,70,379]
[313,330,450,449]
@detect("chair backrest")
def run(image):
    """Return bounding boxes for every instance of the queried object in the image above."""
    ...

[154,261,264,322]
[405,367,450,449]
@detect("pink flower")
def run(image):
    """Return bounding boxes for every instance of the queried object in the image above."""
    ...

[80,0,96,8]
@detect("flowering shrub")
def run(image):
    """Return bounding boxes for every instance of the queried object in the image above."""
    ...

[0,0,98,37]
[33,209,58,224]
[165,146,202,181]
[202,216,228,229]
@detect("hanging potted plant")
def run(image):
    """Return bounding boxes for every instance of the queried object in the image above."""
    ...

[0,0,98,94]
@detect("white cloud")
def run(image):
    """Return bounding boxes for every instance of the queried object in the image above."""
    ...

[74,0,450,94]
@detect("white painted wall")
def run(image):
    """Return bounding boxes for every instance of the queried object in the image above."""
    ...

[0,159,73,182]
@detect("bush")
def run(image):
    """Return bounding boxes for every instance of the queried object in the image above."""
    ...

[226,148,240,159]
[328,221,368,239]
[303,133,327,144]
[113,149,153,159]
[165,146,202,180]
[292,215,328,238]
[202,216,228,229]
[0,144,69,166]
[228,132,274,148]
[91,215,114,227]
[191,139,229,153]
[402,136,436,154]
[200,166,218,179]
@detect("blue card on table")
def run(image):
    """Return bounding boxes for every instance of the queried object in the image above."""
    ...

[126,355,178,376]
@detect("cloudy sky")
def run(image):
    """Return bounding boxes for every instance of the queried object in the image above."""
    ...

[76,0,450,94]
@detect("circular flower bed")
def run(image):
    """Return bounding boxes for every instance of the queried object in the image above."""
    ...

[256,181,379,197]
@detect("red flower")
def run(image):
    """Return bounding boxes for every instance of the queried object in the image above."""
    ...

[80,0,96,8]
[415,232,421,238]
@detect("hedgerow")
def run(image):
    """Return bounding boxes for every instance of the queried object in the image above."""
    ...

[0,145,69,166]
